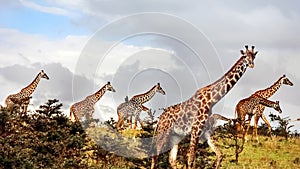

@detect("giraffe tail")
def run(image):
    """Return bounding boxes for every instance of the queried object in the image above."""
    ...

[234,107,237,119]
[69,106,75,122]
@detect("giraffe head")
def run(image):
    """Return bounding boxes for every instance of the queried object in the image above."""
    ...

[155,83,166,95]
[281,75,293,86]
[105,81,116,92]
[240,45,258,68]
[40,70,49,80]
[274,101,282,113]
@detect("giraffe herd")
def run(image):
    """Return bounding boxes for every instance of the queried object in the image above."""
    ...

[1,45,295,169]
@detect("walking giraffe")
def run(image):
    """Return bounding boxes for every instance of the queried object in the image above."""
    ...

[5,70,49,113]
[251,75,293,141]
[235,95,282,141]
[69,82,116,122]
[116,83,165,130]
[151,45,258,169]
[198,113,232,168]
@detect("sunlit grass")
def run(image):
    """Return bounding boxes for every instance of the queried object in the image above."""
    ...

[219,136,300,169]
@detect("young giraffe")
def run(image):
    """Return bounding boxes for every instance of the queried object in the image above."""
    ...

[235,95,282,141]
[151,45,258,169]
[5,70,49,113]
[69,82,116,122]
[251,75,293,141]
[116,83,165,130]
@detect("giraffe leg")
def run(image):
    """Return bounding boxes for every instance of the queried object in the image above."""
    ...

[244,115,253,142]
[207,136,222,169]
[252,115,260,142]
[116,116,125,130]
[261,114,272,139]
[169,144,178,169]
[137,116,144,129]
[133,116,138,130]
[129,115,133,129]
[187,127,201,169]
[236,120,243,137]
[21,103,29,114]
[151,155,157,169]
[151,129,172,169]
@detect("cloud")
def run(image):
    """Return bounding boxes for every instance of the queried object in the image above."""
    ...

[0,28,88,72]
[0,63,98,112]
[19,0,70,16]
[1,0,299,130]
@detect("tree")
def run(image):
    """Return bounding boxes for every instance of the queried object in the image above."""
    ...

[269,113,294,140]
[0,99,89,168]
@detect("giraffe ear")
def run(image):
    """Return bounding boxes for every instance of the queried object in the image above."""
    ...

[240,50,245,55]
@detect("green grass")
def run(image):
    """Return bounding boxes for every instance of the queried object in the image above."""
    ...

[84,127,300,168]
[218,136,300,169]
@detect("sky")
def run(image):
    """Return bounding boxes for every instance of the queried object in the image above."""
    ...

[0,0,299,131]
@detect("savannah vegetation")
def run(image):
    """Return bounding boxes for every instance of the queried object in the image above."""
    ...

[0,99,299,169]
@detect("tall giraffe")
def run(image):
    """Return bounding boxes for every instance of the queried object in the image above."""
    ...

[69,82,116,122]
[235,95,282,141]
[5,70,49,113]
[151,45,258,169]
[116,83,165,130]
[251,75,293,141]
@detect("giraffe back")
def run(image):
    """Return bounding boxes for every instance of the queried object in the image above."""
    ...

[117,100,141,119]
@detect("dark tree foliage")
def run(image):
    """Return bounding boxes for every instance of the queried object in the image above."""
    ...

[269,113,294,140]
[0,99,88,169]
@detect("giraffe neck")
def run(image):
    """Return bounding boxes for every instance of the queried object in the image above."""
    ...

[208,56,248,104]
[257,97,277,108]
[255,77,283,98]
[130,86,156,104]
[88,85,107,104]
[20,73,42,97]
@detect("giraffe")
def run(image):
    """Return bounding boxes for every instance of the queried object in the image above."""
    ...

[198,113,232,168]
[5,70,49,113]
[150,45,258,169]
[251,75,293,141]
[69,82,116,122]
[115,96,138,129]
[9,96,32,113]
[116,83,165,130]
[235,95,282,141]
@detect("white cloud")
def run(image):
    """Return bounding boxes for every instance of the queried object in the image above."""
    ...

[0,28,88,72]
[19,0,70,16]
[1,0,300,131]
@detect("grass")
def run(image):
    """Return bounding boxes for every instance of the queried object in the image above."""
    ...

[218,136,300,169]
[80,125,300,168]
